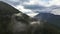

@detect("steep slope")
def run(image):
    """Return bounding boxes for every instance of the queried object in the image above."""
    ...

[0,1,32,34]
[0,1,20,15]
[0,1,31,21]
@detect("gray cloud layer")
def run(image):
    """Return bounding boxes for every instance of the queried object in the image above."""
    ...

[0,0,29,6]
[23,5,46,10]
[0,0,60,14]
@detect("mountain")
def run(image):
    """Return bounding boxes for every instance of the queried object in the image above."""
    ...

[34,12,60,29]
[0,1,32,33]
[34,12,54,20]
[47,15,60,28]
[0,1,31,20]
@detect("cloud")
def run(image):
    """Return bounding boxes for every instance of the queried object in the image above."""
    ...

[16,5,39,17]
[49,0,60,5]
[23,0,60,7]
[23,0,52,7]
[51,8,60,15]
[0,0,29,6]
[41,0,51,2]
[1,0,60,17]
[13,0,60,17]
[23,5,46,10]
[0,0,19,6]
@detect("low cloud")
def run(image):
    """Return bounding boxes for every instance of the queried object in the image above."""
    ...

[23,5,46,10]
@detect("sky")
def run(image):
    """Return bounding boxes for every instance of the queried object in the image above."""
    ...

[1,0,60,17]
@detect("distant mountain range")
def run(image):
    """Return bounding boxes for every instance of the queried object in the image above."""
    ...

[34,12,60,28]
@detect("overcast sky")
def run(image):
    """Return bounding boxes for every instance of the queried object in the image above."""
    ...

[0,0,60,17]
